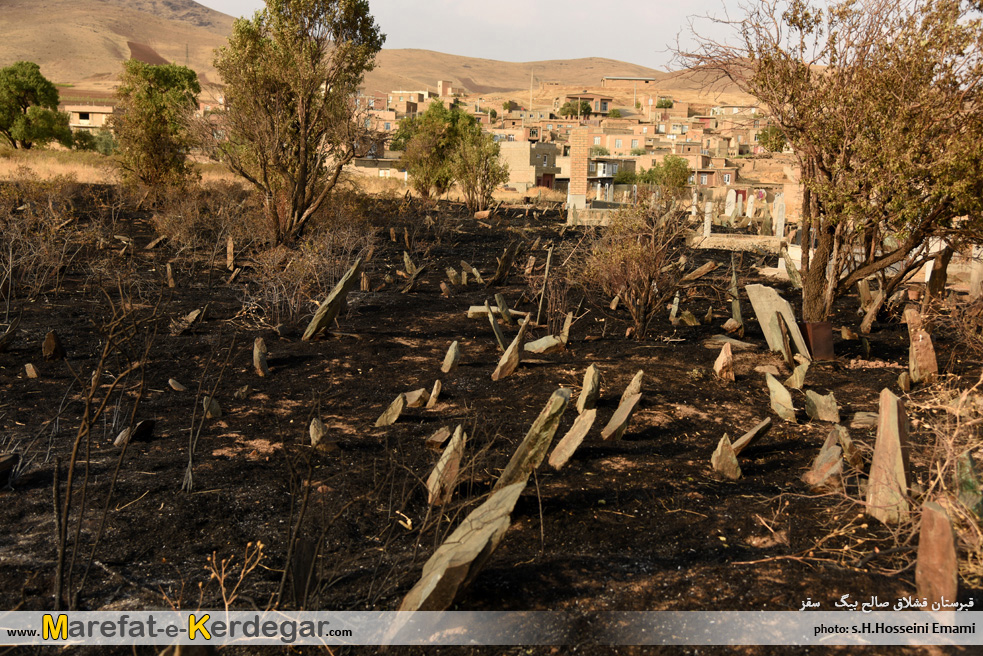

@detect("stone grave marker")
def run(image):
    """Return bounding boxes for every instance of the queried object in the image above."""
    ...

[866,388,910,525]
[253,338,269,377]
[427,426,466,506]
[805,391,840,423]
[711,434,741,480]
[832,424,863,469]
[375,393,407,427]
[426,426,453,451]
[601,393,642,441]
[765,373,796,422]
[426,380,442,409]
[725,189,736,218]
[494,293,516,327]
[168,378,186,392]
[491,316,530,381]
[441,341,461,374]
[203,396,222,419]
[909,328,938,384]
[713,343,735,382]
[42,330,65,361]
[494,389,570,490]
[785,359,809,390]
[732,418,772,455]
[801,433,843,490]
[915,502,958,611]
[405,388,430,408]
[548,409,597,470]
[577,365,600,414]
[773,194,786,237]
[524,335,563,355]
[955,453,983,515]
[745,284,810,359]
[302,258,362,341]
[485,301,508,351]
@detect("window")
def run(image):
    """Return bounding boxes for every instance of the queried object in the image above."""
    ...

[611,164,618,174]
[689,174,695,184]
[589,162,596,173]
[723,173,732,184]
[615,139,623,148]
[384,122,391,131]
[699,174,708,185]
[79,112,90,122]
[753,120,760,128]
[548,124,553,130]
[642,127,648,134]
[594,136,601,145]
[601,101,609,112]
[631,139,638,148]
[543,155,548,166]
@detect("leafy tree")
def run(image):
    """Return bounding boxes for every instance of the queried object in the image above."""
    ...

[607,109,622,118]
[680,0,983,323]
[394,101,476,200]
[452,124,509,213]
[112,61,200,191]
[589,146,610,157]
[488,108,497,121]
[630,147,647,156]
[613,169,636,184]
[72,130,96,151]
[655,98,673,109]
[502,100,518,112]
[0,62,71,149]
[559,100,592,118]
[756,125,786,153]
[213,0,385,244]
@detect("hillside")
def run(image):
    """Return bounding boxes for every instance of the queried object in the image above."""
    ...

[0,0,748,104]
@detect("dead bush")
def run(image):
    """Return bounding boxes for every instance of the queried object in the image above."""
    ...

[152,181,261,252]
[577,200,689,339]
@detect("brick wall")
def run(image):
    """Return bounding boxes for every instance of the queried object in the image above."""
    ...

[570,129,590,197]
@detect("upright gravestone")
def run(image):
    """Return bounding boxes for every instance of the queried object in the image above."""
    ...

[703,201,713,238]
[773,194,786,238]
[725,189,737,218]
[765,373,796,422]
[866,388,910,525]
[759,201,773,236]
[970,246,983,300]
[745,192,756,219]
[915,502,958,611]
[691,188,699,217]
[734,196,744,224]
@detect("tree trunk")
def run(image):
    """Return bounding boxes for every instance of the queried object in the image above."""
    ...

[801,219,836,321]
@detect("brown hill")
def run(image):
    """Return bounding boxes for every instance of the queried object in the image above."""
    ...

[0,0,748,104]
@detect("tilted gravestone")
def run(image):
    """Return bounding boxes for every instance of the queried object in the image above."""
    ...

[765,373,796,422]
[548,409,597,470]
[866,388,910,525]
[711,434,741,480]
[915,502,958,611]
[495,389,570,490]
[302,258,363,341]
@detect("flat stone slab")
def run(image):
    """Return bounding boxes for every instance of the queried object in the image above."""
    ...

[851,412,879,429]
[732,418,772,456]
[548,409,597,470]
[576,364,600,414]
[405,388,431,408]
[467,306,529,320]
[765,373,796,422]
[427,426,466,506]
[866,388,910,525]
[425,426,453,451]
[523,335,564,354]
[202,396,222,419]
[253,337,269,377]
[495,388,571,490]
[805,390,840,423]
[620,370,644,407]
[601,393,642,441]
[713,343,735,382]
[689,234,785,254]
[711,434,741,480]
[398,481,526,612]
[375,393,407,427]
[745,284,810,359]
[703,335,758,351]
[426,380,442,409]
[915,502,958,611]
[785,360,809,390]
[491,317,530,381]
[802,433,843,490]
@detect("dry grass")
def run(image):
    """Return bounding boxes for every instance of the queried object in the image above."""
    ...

[0,147,117,184]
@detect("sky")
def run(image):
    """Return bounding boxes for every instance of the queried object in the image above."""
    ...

[196,0,738,71]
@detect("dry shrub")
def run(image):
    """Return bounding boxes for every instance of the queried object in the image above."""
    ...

[153,181,261,252]
[0,167,95,302]
[578,200,689,339]
[246,220,376,326]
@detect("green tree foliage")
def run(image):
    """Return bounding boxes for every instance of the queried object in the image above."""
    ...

[502,100,518,112]
[559,100,592,118]
[112,61,200,190]
[589,146,609,157]
[394,101,475,200]
[680,0,983,322]
[630,147,647,156]
[613,169,636,184]
[452,125,509,213]
[607,109,622,118]
[213,0,385,244]
[488,108,497,121]
[637,155,689,194]
[0,62,71,149]
[756,125,786,153]
[655,98,673,109]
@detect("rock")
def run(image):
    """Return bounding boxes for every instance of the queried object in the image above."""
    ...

[309,416,336,451]
[460,261,484,284]
[898,371,912,393]
[170,308,203,336]
[374,394,406,427]
[165,263,176,288]
[954,453,983,515]
[841,326,859,340]
[576,364,600,414]
[491,316,530,381]
[302,258,362,341]
[703,335,758,351]
[732,418,773,455]
[233,385,251,400]
[253,338,269,377]
[523,335,563,355]
[713,343,735,382]
[548,409,597,470]
[440,282,452,297]
[494,388,570,490]
[113,420,156,447]
[744,284,810,359]
[485,301,508,351]
[203,396,222,419]
[754,365,781,376]
[441,341,461,374]
[466,305,527,321]
[903,305,923,330]
[805,390,840,423]
[802,433,843,490]
[361,272,371,292]
[722,318,742,334]
[42,330,65,361]
[425,426,453,451]
[679,310,700,326]
[560,312,573,345]
[24,363,39,379]
[831,425,863,469]
[765,373,796,422]
[915,502,958,612]
[397,481,526,612]
[494,293,515,327]
[909,328,938,384]
[446,267,461,285]
[405,388,430,408]
[866,388,910,525]
[601,393,642,441]
[785,360,809,390]
[711,434,741,480]
[851,411,879,429]
[403,251,418,276]
[168,378,187,392]
[620,370,644,406]
[426,380,442,409]
[427,426,466,506]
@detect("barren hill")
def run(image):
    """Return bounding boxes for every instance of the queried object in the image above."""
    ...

[0,0,747,103]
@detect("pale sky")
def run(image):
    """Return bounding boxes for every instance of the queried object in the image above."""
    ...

[196,0,737,70]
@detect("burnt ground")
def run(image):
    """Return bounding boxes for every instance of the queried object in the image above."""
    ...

[1,200,981,656]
